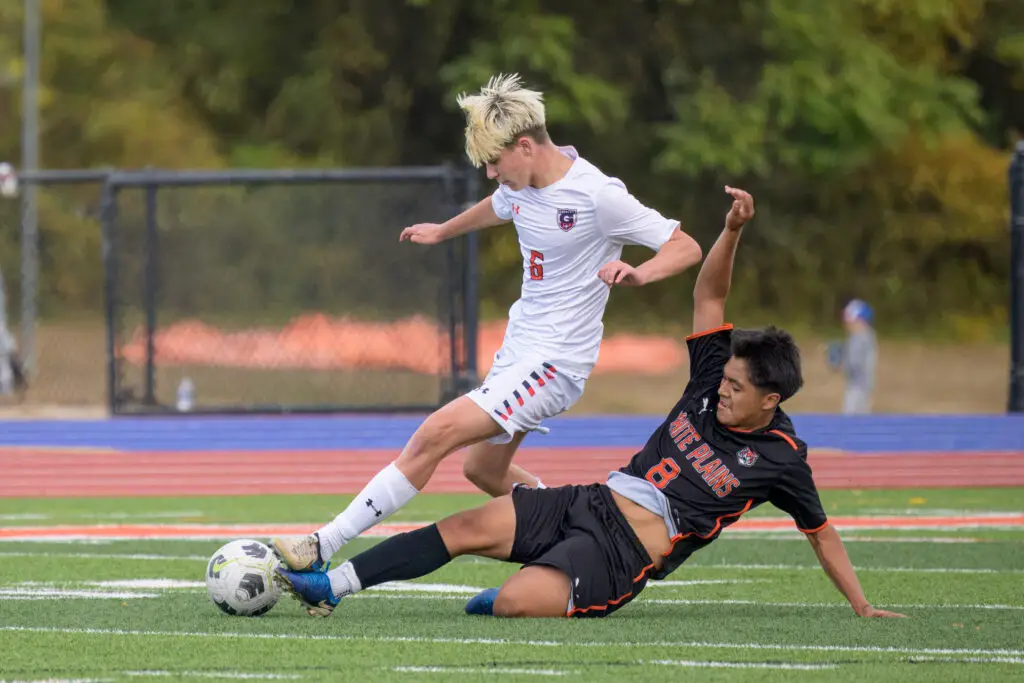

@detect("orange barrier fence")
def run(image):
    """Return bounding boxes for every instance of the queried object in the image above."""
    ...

[120,314,685,375]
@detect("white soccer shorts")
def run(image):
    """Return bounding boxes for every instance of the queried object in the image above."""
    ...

[467,349,586,444]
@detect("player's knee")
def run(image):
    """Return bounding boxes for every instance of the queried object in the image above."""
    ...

[492,589,531,617]
[462,457,504,495]
[493,568,570,618]
[405,398,500,466]
[405,413,461,463]
[493,585,565,618]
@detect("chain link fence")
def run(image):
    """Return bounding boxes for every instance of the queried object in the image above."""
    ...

[103,167,478,414]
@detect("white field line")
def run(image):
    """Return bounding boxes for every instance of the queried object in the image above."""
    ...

[0,552,209,561]
[905,656,1024,665]
[123,672,300,680]
[647,659,836,670]
[393,666,572,676]
[370,582,480,595]
[0,587,160,599]
[3,625,1023,658]
[88,579,205,590]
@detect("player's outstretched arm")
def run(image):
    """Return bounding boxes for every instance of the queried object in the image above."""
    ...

[400,196,506,245]
[805,524,907,618]
[691,186,754,333]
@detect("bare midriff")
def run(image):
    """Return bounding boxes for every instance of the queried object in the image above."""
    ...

[610,490,672,571]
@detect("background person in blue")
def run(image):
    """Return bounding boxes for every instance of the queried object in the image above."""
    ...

[828,299,877,415]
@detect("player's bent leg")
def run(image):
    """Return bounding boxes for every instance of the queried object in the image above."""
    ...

[395,395,507,489]
[281,396,506,570]
[462,432,543,497]
[492,566,572,618]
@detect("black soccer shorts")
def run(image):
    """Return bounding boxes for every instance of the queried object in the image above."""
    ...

[509,483,654,618]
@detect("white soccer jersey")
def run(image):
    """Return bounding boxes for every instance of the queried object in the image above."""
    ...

[490,146,679,378]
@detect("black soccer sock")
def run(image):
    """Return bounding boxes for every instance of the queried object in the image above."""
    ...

[349,523,452,590]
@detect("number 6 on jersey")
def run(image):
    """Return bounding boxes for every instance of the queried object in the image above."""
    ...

[529,249,544,281]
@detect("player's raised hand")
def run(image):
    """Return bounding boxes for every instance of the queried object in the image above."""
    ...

[724,186,755,232]
[598,260,646,287]
[857,605,908,618]
[399,223,447,245]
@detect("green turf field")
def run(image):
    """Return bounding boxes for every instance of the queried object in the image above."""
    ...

[1,488,1021,682]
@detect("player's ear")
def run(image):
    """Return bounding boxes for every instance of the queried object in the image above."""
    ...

[760,391,781,412]
[517,135,534,156]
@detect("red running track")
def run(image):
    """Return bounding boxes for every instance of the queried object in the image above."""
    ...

[1,447,1023,497]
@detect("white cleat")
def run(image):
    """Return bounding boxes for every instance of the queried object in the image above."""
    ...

[270,534,325,572]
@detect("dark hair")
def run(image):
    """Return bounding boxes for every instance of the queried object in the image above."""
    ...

[730,326,804,402]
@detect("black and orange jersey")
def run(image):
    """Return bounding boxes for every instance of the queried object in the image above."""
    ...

[616,324,828,579]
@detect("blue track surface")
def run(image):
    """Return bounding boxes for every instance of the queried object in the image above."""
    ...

[0,414,1021,452]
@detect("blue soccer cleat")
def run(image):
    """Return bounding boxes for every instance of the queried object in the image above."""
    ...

[464,587,500,616]
[274,566,340,617]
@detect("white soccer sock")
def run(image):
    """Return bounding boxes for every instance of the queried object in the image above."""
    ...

[316,462,419,562]
[535,478,547,489]
[327,560,362,599]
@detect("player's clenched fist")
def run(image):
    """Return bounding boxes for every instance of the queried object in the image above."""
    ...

[724,186,754,232]
[399,223,447,245]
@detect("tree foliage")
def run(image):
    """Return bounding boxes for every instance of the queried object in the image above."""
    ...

[0,0,1022,336]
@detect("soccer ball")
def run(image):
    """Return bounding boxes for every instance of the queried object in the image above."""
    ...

[205,539,282,617]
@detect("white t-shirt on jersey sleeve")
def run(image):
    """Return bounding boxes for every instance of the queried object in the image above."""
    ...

[489,146,679,379]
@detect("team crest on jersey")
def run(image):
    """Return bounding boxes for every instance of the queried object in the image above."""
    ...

[556,208,578,232]
[736,447,759,467]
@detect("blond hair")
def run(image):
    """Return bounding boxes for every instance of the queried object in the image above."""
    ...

[456,73,547,167]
